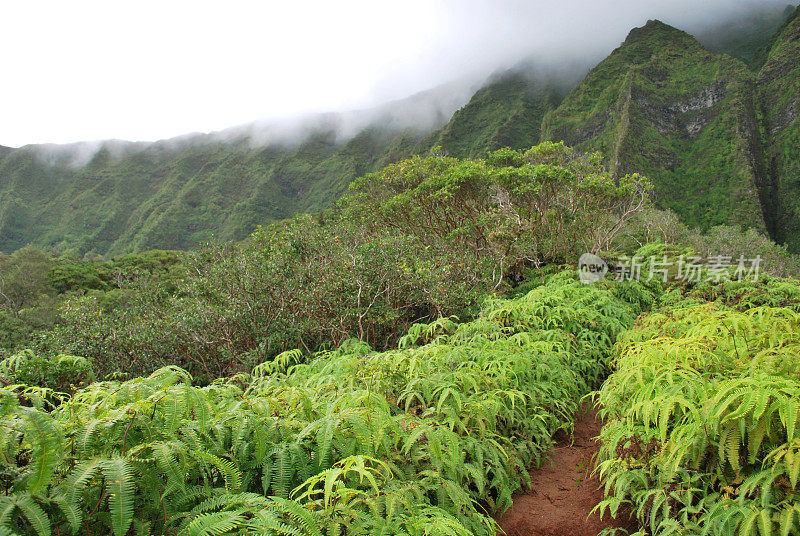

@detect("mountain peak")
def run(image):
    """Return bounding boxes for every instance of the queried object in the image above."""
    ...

[784,3,800,35]
[605,19,705,66]
[623,19,699,49]
[787,3,800,22]
[643,19,676,30]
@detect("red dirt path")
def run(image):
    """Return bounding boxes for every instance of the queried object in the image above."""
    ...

[495,406,638,536]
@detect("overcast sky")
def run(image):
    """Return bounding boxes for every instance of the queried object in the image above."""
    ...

[0,0,790,147]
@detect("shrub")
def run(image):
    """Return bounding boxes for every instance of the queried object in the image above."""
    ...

[0,350,94,394]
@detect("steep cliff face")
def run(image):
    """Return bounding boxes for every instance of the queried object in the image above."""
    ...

[756,5,800,251]
[542,20,767,233]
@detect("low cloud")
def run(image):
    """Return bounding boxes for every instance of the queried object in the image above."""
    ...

[9,0,793,166]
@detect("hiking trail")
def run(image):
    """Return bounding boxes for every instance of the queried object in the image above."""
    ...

[495,405,638,536]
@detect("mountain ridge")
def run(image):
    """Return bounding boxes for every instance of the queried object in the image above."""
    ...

[541,17,768,232]
[1,7,799,255]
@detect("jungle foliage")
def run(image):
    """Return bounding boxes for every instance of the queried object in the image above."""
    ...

[596,277,800,535]
[1,133,799,536]
[0,272,655,536]
[345,141,650,281]
[0,248,183,358]
[22,143,649,382]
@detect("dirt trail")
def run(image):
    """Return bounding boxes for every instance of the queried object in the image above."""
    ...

[495,405,638,536]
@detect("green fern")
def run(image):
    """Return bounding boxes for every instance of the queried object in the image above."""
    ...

[102,457,135,536]
[7,406,63,494]
[0,496,51,536]
[597,295,800,536]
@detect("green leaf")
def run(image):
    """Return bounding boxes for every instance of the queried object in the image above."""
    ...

[102,457,135,536]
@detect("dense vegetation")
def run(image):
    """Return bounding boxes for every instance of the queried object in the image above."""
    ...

[0,129,425,255]
[4,261,800,536]
[597,277,800,535]
[1,5,799,255]
[0,272,657,536]
[0,249,183,358]
[1,133,800,536]
[7,143,647,381]
[416,71,573,159]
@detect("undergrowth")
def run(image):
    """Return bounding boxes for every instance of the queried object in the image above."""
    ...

[596,278,800,535]
[0,271,654,536]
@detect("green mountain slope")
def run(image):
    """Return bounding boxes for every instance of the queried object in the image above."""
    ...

[747,3,799,70]
[756,5,800,251]
[417,71,566,158]
[698,3,795,69]
[0,71,569,256]
[541,20,768,232]
[2,7,799,256]
[0,127,427,255]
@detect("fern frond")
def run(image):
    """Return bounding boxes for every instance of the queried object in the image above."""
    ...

[183,509,246,536]
[13,406,63,494]
[102,457,135,536]
[190,451,242,492]
[11,496,51,536]
[269,497,323,536]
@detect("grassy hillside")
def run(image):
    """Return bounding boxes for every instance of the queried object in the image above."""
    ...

[416,71,565,158]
